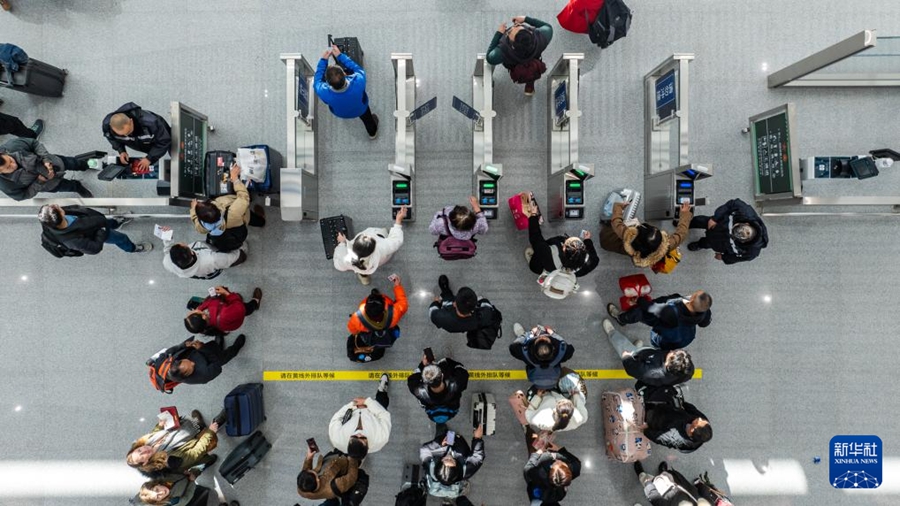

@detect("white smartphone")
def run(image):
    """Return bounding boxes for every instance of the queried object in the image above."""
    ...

[388,273,398,283]
[446,431,456,445]
[208,287,218,297]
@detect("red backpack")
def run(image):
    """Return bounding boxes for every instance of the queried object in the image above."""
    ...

[434,214,477,260]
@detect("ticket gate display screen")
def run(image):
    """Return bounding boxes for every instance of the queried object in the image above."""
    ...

[676,179,694,205]
[565,180,584,205]
[479,180,498,206]
[392,180,411,206]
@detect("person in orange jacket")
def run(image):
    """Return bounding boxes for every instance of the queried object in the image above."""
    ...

[346,273,408,362]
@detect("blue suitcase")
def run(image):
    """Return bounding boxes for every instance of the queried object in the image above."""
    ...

[224,383,265,437]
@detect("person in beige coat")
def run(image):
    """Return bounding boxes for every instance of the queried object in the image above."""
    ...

[126,410,221,477]
[296,448,360,501]
[600,201,692,269]
[190,163,265,252]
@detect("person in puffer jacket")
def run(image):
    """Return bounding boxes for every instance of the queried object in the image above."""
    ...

[687,198,768,264]
[600,201,692,269]
[429,196,489,241]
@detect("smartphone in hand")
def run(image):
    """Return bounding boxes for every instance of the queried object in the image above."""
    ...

[306,438,319,454]
[424,347,435,363]
[446,431,456,445]
[208,287,218,297]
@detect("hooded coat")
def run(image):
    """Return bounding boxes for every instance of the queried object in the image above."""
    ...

[0,137,66,200]
[701,199,768,264]
[600,202,691,268]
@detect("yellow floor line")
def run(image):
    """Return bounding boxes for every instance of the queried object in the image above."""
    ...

[263,369,703,381]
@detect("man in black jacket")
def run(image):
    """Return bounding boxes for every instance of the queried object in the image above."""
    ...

[524,445,581,505]
[608,291,712,350]
[429,274,500,334]
[687,198,768,264]
[102,102,172,172]
[166,335,246,385]
[407,353,469,425]
[0,137,93,200]
[642,386,712,453]
[38,204,151,254]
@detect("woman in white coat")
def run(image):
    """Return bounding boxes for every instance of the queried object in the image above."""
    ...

[334,206,407,285]
[525,387,588,434]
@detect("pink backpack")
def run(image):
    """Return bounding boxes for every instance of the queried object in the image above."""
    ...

[434,214,477,260]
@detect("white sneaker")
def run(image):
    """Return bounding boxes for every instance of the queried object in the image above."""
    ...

[513,322,525,337]
[602,319,616,336]
[357,273,371,285]
[524,247,534,263]
[378,372,390,392]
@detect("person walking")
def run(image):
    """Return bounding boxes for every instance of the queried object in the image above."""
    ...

[102,102,172,171]
[419,424,485,506]
[0,136,93,200]
[184,286,263,337]
[525,214,599,277]
[687,198,768,264]
[162,335,247,386]
[523,443,581,505]
[314,44,379,139]
[333,207,407,285]
[607,291,712,350]
[487,15,553,96]
[162,233,247,280]
[347,274,408,363]
[296,445,361,503]
[38,204,152,254]
[0,109,43,139]
[328,374,392,460]
[429,196,489,241]
[429,275,502,338]
[190,163,266,252]
[407,352,469,425]
[126,409,222,477]
[509,324,574,390]
[600,201,692,270]
[601,319,695,386]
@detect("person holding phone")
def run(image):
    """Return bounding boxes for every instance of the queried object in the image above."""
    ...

[328,373,392,461]
[407,350,469,425]
[184,285,263,338]
[346,274,408,362]
[333,207,407,285]
[486,15,554,96]
[296,438,362,503]
[418,424,485,505]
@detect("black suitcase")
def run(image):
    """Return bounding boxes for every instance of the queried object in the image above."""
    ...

[219,430,272,485]
[0,59,67,97]
[320,215,353,260]
[329,35,365,70]
[204,150,236,198]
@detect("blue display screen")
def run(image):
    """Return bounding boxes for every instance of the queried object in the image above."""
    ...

[679,182,693,188]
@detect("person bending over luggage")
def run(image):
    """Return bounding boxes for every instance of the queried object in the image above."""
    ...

[601,318,695,386]
[102,102,172,172]
[607,291,712,350]
[407,352,469,425]
[163,335,246,386]
[0,137,93,199]
[429,275,502,338]
[297,446,360,503]
[509,324,574,390]
[487,15,553,96]
[419,424,485,505]
[162,232,247,280]
[334,206,407,285]
[525,214,599,277]
[600,201,692,270]
[687,198,768,264]
[642,386,712,453]
[524,444,581,505]
[524,387,588,435]
[190,163,265,252]
[328,374,392,460]
[429,196,489,240]
[38,204,152,255]
[633,461,712,506]
[347,274,408,363]
[127,409,222,477]
[314,44,379,139]
[185,286,263,337]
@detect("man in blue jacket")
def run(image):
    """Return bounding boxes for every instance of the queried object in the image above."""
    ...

[314,45,378,139]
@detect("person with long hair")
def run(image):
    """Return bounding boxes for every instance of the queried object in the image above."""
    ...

[126,410,221,477]
[136,475,196,506]
[600,201,692,269]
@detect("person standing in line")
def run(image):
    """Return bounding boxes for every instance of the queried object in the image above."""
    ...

[641,385,713,454]
[333,206,407,285]
[314,44,379,139]
[38,204,152,254]
[296,444,361,504]
[0,136,93,199]
[407,351,469,425]
[508,324,575,390]
[429,274,501,335]
[599,201,692,270]
[429,196,489,240]
[101,102,172,172]
[687,198,768,264]
[328,374,392,460]
[163,335,247,386]
[607,291,712,350]
[419,424,485,506]
[601,318,695,387]
[524,214,599,277]
[184,286,263,337]
[162,232,247,280]
[487,15,554,96]
[126,409,222,477]
[346,274,408,362]
[190,163,266,252]
[632,461,712,506]
[523,443,581,505]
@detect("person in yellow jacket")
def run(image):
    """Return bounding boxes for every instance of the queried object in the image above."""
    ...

[126,409,222,477]
[190,163,266,252]
[346,274,408,362]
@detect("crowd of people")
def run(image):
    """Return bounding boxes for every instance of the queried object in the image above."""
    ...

[0,9,772,506]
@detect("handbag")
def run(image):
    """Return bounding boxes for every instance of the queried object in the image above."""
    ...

[651,248,681,274]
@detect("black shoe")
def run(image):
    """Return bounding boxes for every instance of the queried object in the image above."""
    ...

[369,114,379,140]
[438,274,450,295]
[212,409,227,427]
[658,460,669,473]
[687,241,701,252]
[73,181,93,198]
[231,334,247,353]
[633,461,644,477]
[30,119,44,138]
[191,409,206,428]
[252,287,263,308]
[672,219,679,227]
[251,204,266,227]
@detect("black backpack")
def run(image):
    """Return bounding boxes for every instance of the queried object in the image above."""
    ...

[466,302,503,350]
[40,230,83,258]
[355,304,399,348]
[588,0,633,48]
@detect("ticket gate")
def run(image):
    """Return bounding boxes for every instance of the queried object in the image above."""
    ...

[643,54,712,220]
[547,53,593,221]
[390,53,417,222]
[470,54,502,219]
[280,53,319,221]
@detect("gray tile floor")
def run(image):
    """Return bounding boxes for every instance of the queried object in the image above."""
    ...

[1,1,900,505]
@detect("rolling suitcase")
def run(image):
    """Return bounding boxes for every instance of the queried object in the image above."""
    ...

[320,215,354,260]
[0,58,67,97]
[601,388,651,463]
[224,383,265,437]
[218,430,272,485]
[204,150,236,198]
[471,392,496,436]
[508,191,540,230]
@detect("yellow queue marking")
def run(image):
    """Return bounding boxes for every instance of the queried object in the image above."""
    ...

[263,369,703,382]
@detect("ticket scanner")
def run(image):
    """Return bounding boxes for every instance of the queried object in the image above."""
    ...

[390,53,419,222]
[643,54,712,220]
[469,54,502,219]
[280,53,319,221]
[547,53,593,221]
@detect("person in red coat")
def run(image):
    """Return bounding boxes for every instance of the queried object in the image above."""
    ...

[184,286,262,337]
[557,0,605,34]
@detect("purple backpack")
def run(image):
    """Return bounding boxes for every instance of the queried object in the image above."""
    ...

[434,214,477,260]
